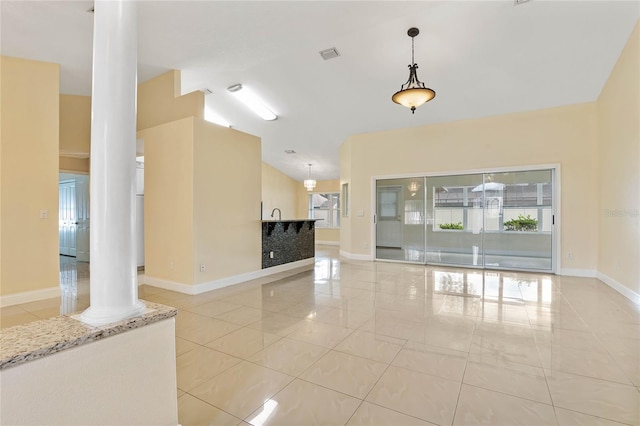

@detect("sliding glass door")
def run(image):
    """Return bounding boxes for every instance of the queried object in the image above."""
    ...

[426,174,484,267]
[375,169,554,272]
[481,170,553,270]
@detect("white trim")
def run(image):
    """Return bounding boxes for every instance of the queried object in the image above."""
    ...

[0,286,62,307]
[59,150,90,159]
[558,268,597,278]
[597,272,640,305]
[142,258,315,295]
[316,241,339,246]
[140,276,196,295]
[339,250,374,261]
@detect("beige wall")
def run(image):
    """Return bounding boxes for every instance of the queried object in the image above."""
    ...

[298,179,341,244]
[140,117,262,288]
[340,103,599,271]
[139,70,263,289]
[194,120,262,283]
[597,21,639,295]
[59,156,90,174]
[1,56,60,296]
[139,118,195,285]
[59,94,91,157]
[137,70,204,131]
[262,162,298,219]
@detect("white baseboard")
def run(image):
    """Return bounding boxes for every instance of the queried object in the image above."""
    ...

[1,286,62,308]
[315,241,339,246]
[339,249,374,261]
[142,258,315,296]
[596,272,640,305]
[140,276,197,295]
[557,268,597,278]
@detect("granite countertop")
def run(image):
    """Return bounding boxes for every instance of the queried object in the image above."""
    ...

[0,301,177,370]
[261,219,321,222]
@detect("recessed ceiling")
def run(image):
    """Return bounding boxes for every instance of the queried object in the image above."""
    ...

[1,1,638,181]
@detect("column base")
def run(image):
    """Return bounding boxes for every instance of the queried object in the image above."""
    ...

[79,300,147,326]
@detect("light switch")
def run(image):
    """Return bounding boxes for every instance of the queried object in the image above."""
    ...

[40,209,48,219]
[357,210,365,217]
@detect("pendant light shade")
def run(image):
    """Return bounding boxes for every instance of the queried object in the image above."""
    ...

[304,163,316,191]
[392,28,436,114]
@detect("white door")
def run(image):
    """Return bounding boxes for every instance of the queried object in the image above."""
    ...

[75,175,90,262]
[59,181,77,256]
[376,186,403,248]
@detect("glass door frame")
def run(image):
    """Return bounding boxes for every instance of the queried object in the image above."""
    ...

[372,164,559,274]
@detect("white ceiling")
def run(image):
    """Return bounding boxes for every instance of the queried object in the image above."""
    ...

[2,1,638,181]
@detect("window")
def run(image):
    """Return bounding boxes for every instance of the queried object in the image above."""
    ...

[341,183,349,217]
[309,192,340,228]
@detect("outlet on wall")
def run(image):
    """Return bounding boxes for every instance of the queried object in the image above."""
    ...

[269,251,274,259]
[200,263,206,272]
[567,252,573,259]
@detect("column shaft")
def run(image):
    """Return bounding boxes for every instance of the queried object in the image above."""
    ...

[81,0,145,325]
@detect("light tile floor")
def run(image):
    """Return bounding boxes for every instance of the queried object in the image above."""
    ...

[1,246,639,425]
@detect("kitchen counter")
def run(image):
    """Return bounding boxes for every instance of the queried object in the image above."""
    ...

[0,301,177,370]
[261,219,317,268]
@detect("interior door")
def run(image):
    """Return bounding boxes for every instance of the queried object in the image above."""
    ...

[75,175,90,262]
[376,186,403,249]
[58,180,76,256]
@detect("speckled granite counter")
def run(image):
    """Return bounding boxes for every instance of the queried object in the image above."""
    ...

[0,301,177,370]
[262,219,317,268]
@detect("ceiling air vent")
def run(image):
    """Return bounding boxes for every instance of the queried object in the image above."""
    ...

[200,88,213,95]
[319,47,340,61]
[284,150,296,154]
[514,0,532,5]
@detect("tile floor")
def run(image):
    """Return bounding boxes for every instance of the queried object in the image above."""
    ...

[1,246,639,425]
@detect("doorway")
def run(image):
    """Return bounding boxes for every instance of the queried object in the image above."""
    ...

[59,173,90,262]
[375,167,556,272]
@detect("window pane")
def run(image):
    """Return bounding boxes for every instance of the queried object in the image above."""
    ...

[309,192,340,228]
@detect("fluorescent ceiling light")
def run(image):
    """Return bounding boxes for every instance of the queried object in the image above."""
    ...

[227,84,277,121]
[204,107,231,128]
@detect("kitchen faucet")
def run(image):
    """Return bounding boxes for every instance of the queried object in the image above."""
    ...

[270,208,282,221]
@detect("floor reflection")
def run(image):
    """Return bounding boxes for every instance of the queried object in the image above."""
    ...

[3,246,639,425]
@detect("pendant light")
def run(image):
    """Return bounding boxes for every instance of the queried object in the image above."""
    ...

[392,27,436,114]
[304,163,316,191]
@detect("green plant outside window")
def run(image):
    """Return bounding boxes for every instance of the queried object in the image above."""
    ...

[504,214,538,231]
[439,222,463,230]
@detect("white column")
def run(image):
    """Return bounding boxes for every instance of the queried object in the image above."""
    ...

[81,0,145,326]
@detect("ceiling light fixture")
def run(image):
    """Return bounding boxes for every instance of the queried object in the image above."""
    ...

[408,181,421,193]
[392,27,436,114]
[227,84,277,121]
[304,164,316,191]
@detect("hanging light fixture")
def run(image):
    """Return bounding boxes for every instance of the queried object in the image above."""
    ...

[304,163,316,191]
[392,27,436,114]
[408,181,421,193]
